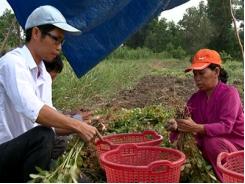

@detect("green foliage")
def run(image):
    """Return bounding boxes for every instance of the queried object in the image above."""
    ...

[233,0,244,21]
[52,55,152,111]
[123,0,243,59]
[144,18,170,52]
[166,44,186,59]
[155,51,172,59]
[0,9,23,52]
[106,105,173,148]
[106,105,217,182]
[30,137,84,183]
[220,50,233,63]
[125,18,159,49]
[107,105,174,148]
[223,61,244,98]
[176,133,218,183]
[207,0,243,59]
[107,46,154,60]
[125,17,185,56]
[52,48,243,111]
[207,0,232,27]
[179,1,214,54]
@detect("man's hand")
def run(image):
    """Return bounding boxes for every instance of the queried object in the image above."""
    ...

[76,122,98,142]
[37,105,99,142]
[165,119,178,131]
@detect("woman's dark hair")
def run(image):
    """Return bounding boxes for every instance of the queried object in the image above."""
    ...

[44,55,63,73]
[208,64,228,83]
[25,24,57,43]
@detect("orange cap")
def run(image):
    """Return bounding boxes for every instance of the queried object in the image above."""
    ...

[185,49,222,72]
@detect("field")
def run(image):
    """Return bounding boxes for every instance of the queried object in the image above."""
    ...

[53,47,244,112]
[38,47,244,183]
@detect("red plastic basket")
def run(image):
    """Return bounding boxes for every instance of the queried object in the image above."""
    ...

[95,130,163,169]
[95,130,163,156]
[217,151,244,183]
[100,143,186,183]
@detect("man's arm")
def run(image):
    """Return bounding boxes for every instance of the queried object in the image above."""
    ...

[1,55,98,142]
[36,105,98,142]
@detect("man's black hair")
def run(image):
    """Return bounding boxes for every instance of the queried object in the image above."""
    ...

[25,24,57,43]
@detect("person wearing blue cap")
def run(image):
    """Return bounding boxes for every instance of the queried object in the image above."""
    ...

[0,5,99,182]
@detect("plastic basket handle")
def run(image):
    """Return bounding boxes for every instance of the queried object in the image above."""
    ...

[98,140,115,152]
[143,130,160,138]
[148,160,173,173]
[117,143,138,151]
[217,151,244,180]
[116,144,138,157]
[217,152,229,166]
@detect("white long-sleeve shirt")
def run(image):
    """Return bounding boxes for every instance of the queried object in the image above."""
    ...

[0,45,53,144]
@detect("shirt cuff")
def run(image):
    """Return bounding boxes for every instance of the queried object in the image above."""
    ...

[32,101,45,122]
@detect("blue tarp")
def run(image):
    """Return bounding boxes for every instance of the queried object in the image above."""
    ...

[7,0,189,77]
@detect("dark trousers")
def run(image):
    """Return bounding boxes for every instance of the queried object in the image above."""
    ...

[0,126,55,182]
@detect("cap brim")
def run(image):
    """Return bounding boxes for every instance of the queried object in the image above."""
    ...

[185,63,210,73]
[53,22,81,35]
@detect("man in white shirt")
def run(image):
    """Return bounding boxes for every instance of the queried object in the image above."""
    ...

[0,5,99,182]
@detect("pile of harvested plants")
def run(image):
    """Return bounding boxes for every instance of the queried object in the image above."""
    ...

[172,106,218,182]
[29,105,217,182]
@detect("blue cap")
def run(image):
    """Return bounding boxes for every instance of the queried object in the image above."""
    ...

[24,5,81,34]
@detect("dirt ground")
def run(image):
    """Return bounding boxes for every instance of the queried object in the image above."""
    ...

[76,74,243,114]
[103,75,197,109]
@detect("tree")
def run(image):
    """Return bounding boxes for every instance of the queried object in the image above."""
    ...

[124,18,158,49]
[125,16,184,55]
[230,0,244,59]
[144,18,171,52]
[207,0,243,59]
[178,1,214,54]
[0,9,23,54]
[233,0,244,21]
[119,0,244,59]
[167,21,183,50]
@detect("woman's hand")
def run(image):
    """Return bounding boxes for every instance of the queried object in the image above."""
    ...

[165,119,178,131]
[176,117,204,134]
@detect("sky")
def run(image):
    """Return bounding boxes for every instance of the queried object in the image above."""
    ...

[0,0,11,15]
[160,0,206,23]
[0,0,206,23]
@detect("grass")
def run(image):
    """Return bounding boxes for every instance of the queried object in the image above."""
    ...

[53,58,151,111]
[223,60,244,98]
[52,48,244,111]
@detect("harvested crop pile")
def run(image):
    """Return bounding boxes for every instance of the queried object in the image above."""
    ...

[30,136,85,183]
[30,105,217,183]
[172,106,218,182]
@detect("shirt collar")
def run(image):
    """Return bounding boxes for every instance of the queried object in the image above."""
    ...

[22,45,38,70]
[22,45,50,80]
[38,61,48,79]
[212,81,223,96]
[204,81,223,100]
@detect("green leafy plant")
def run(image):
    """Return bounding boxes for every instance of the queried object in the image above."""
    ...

[30,136,84,183]
[173,106,218,183]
